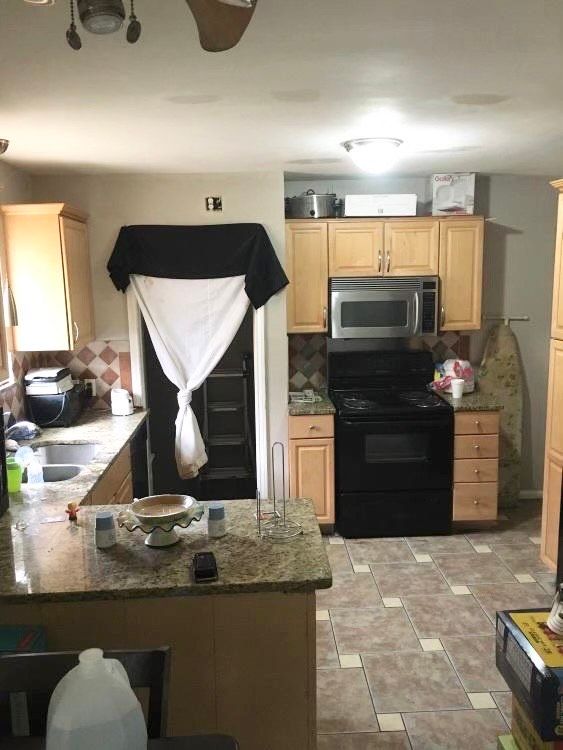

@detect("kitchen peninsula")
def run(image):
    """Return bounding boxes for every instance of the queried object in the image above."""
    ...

[0,416,330,750]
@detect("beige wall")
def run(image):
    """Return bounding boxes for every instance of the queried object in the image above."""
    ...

[287,174,557,492]
[32,170,288,456]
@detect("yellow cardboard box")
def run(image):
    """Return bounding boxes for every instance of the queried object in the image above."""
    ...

[512,696,563,750]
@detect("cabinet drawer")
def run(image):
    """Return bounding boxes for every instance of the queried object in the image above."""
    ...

[454,434,499,459]
[453,482,498,521]
[455,411,500,435]
[454,459,498,484]
[90,443,132,505]
[288,414,334,440]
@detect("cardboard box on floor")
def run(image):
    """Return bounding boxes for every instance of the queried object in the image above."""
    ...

[496,609,563,742]
[512,696,563,750]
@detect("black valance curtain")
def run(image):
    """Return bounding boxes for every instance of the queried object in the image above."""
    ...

[107,222,288,308]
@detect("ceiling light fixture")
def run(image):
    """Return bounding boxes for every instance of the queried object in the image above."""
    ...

[216,0,254,6]
[0,140,9,155]
[341,137,403,174]
[66,0,141,49]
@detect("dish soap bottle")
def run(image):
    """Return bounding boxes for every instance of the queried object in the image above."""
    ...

[46,648,147,750]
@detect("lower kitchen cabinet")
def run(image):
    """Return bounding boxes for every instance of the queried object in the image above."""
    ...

[288,415,334,525]
[541,339,563,568]
[452,410,500,523]
[541,455,562,569]
[82,442,133,506]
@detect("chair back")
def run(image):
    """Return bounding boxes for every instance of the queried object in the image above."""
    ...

[0,647,170,739]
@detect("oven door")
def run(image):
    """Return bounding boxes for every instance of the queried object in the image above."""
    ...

[331,289,422,339]
[335,415,453,492]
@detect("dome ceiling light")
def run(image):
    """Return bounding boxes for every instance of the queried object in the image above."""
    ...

[341,137,403,174]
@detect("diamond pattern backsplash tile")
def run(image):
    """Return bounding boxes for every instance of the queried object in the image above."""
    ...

[0,340,132,421]
[288,333,471,393]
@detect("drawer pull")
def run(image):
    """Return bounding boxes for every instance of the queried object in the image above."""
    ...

[474,420,480,426]
[474,469,480,475]
[473,499,480,505]
[308,425,318,431]
[472,444,480,450]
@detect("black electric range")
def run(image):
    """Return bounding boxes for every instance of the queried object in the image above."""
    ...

[329,349,454,538]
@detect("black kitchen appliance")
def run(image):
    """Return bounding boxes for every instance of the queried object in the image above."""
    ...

[329,348,453,538]
[26,383,87,428]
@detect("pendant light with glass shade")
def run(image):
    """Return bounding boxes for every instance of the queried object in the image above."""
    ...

[341,138,403,174]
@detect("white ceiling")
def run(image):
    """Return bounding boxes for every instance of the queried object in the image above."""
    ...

[1,0,563,176]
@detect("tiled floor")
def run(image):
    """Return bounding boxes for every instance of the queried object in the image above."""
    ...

[317,500,555,749]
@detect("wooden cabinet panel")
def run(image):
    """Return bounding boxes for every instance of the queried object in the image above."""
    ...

[114,472,134,504]
[289,437,334,524]
[551,191,563,339]
[545,339,563,464]
[453,482,498,521]
[454,459,498,484]
[288,414,334,440]
[0,203,94,351]
[439,218,484,330]
[454,411,500,435]
[286,223,328,333]
[454,434,499,459]
[541,455,562,569]
[90,444,132,505]
[385,219,439,276]
[60,216,95,350]
[328,222,384,277]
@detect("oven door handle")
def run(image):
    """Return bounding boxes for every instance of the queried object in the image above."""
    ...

[413,292,421,335]
[339,418,451,430]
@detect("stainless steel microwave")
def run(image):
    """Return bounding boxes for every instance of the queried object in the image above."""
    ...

[329,276,439,339]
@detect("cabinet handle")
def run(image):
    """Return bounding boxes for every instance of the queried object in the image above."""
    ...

[386,252,391,273]
[308,425,318,431]
[73,321,79,344]
[378,252,382,273]
[474,420,481,427]
[7,285,18,326]
[474,469,480,475]
[323,306,327,328]
[473,444,480,450]
[440,305,446,327]
[473,498,480,505]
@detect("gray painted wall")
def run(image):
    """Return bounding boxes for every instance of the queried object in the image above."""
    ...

[285,174,558,492]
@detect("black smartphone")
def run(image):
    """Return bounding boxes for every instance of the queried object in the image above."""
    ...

[193,551,218,583]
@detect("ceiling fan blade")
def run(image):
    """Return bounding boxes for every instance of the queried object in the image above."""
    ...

[185,0,257,52]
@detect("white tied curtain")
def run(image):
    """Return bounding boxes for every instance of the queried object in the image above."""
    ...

[131,274,250,479]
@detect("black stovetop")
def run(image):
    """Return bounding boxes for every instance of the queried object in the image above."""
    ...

[330,387,451,418]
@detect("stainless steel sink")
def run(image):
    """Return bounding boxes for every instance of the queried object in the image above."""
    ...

[35,443,99,465]
[24,464,83,483]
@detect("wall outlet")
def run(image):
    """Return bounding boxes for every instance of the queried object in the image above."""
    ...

[205,196,222,211]
[84,379,96,398]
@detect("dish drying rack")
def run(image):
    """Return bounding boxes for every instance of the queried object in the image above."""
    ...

[256,442,303,542]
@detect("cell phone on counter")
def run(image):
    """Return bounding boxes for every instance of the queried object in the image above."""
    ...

[193,551,218,583]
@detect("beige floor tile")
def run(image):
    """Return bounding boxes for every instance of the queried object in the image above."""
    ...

[317,668,379,734]
[331,607,419,654]
[339,653,362,668]
[473,544,492,553]
[317,620,339,668]
[450,585,471,595]
[419,638,443,652]
[317,609,330,621]
[492,544,552,576]
[402,593,494,638]
[353,564,371,573]
[441,635,508,692]
[433,552,515,585]
[318,733,411,749]
[370,562,450,598]
[406,534,474,555]
[382,597,403,608]
[469,582,553,621]
[468,692,497,709]
[363,650,470,713]
[326,544,353,573]
[329,536,345,545]
[347,539,415,565]
[403,708,508,749]
[413,553,432,563]
[529,536,541,545]
[491,691,512,725]
[316,572,382,610]
[515,573,535,583]
[377,714,405,732]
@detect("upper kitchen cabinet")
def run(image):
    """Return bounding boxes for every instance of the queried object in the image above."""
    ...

[438,217,484,330]
[328,222,384,276]
[385,219,439,276]
[286,222,328,333]
[0,203,95,351]
[550,180,563,340]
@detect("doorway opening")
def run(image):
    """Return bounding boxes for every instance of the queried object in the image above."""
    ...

[142,306,256,500]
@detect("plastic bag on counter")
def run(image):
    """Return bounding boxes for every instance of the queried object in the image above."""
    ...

[431,359,475,394]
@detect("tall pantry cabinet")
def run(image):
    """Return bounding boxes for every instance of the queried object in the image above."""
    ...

[541,180,563,569]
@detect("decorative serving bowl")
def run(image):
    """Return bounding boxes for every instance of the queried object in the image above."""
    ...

[130,494,195,524]
[118,494,204,547]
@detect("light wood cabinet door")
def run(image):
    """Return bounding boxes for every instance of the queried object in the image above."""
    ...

[545,339,563,464]
[541,455,562,570]
[438,218,484,330]
[328,222,384,277]
[453,482,498,522]
[552,191,563,339]
[1,203,94,351]
[60,216,95,350]
[286,222,328,333]
[289,437,334,524]
[384,219,439,276]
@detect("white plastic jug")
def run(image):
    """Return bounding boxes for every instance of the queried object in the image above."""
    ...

[46,648,148,750]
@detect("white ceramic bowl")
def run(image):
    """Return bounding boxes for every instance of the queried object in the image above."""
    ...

[130,494,195,524]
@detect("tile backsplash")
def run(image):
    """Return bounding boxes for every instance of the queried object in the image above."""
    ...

[288,333,471,392]
[0,340,132,421]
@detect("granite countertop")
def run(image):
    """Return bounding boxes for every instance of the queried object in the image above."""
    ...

[0,498,331,604]
[288,392,335,416]
[439,389,502,412]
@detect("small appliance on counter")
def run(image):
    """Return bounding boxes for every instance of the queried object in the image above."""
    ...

[111,388,134,416]
[285,189,337,219]
[25,367,87,428]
